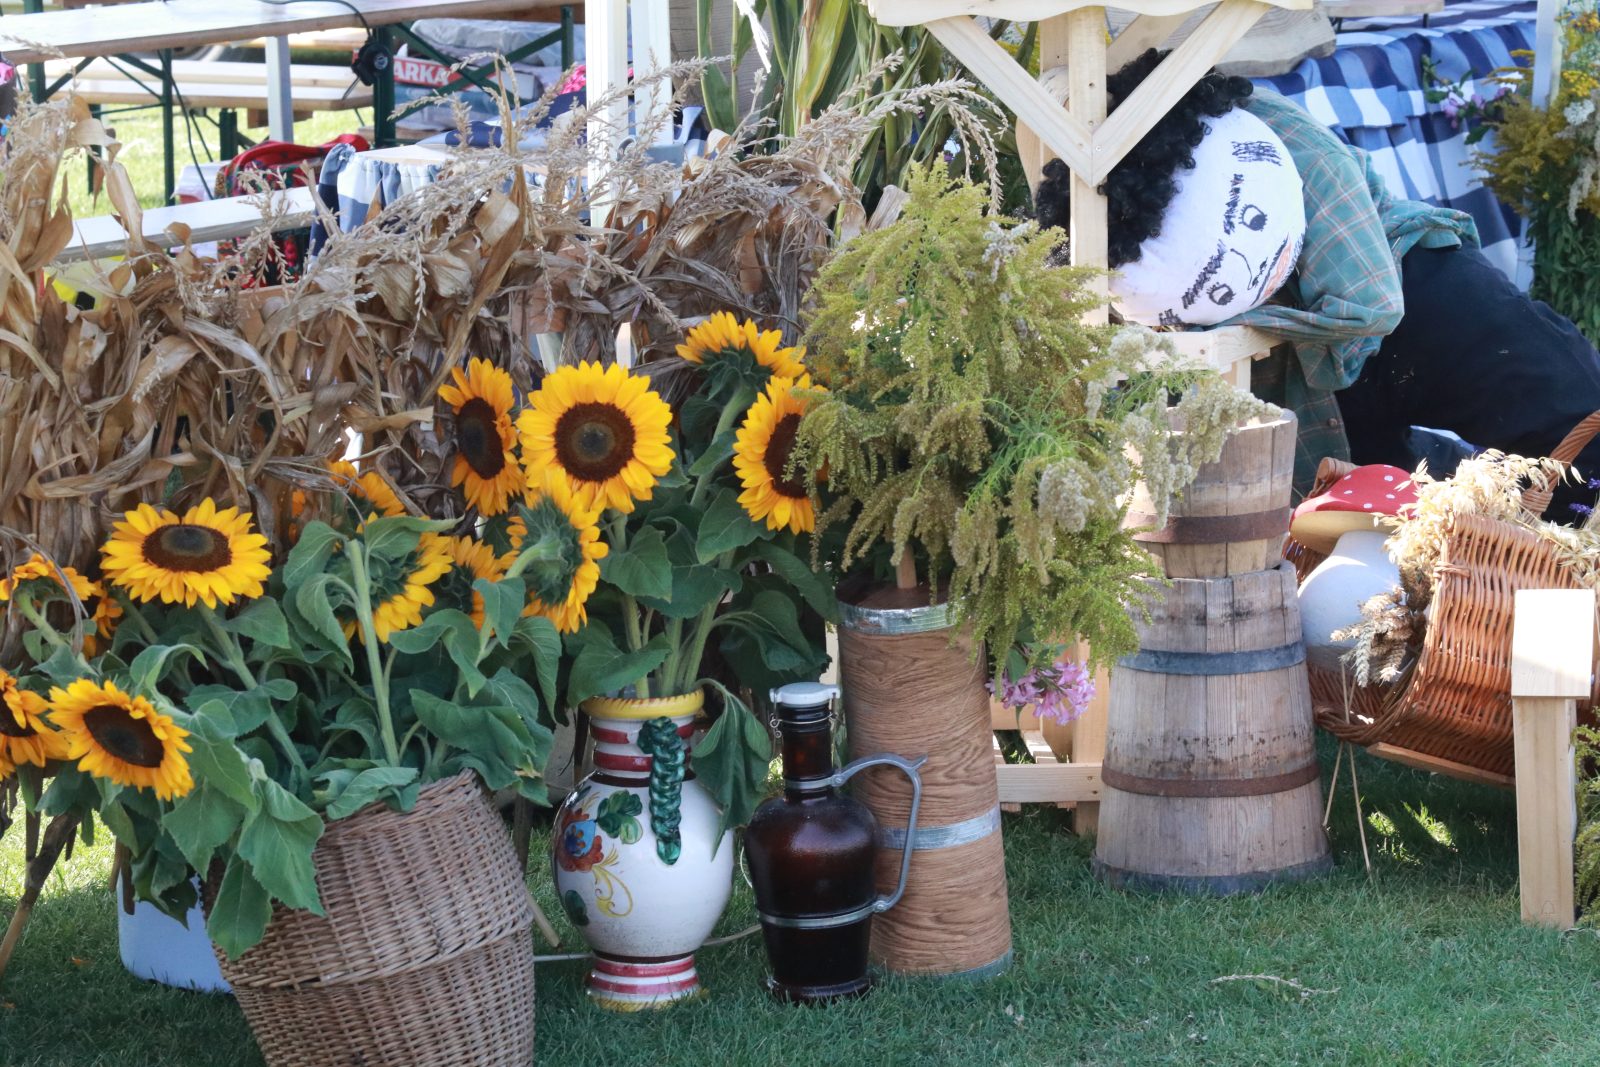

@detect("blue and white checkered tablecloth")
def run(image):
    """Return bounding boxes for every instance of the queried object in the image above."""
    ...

[1253,0,1537,287]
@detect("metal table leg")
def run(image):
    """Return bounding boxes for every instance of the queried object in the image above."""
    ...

[160,49,175,204]
[373,25,395,147]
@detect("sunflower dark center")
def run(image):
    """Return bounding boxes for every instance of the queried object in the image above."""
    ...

[457,397,507,479]
[0,705,36,738]
[84,706,165,768]
[554,402,637,483]
[143,524,232,573]
[762,414,806,498]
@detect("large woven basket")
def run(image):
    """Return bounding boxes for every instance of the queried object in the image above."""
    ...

[211,772,536,1067]
[1290,415,1600,780]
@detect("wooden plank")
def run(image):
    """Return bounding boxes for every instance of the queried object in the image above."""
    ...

[866,0,1306,29]
[1511,589,1593,929]
[585,0,629,221]
[1511,589,1596,699]
[44,60,363,88]
[1366,743,1516,790]
[1090,0,1270,182]
[1,0,544,63]
[996,760,1101,804]
[1066,6,1108,325]
[1108,12,1191,65]
[925,16,1095,181]
[1321,0,1441,18]
[63,78,370,110]
[55,185,317,265]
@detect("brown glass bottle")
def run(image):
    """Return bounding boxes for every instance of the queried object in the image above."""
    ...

[744,682,923,1004]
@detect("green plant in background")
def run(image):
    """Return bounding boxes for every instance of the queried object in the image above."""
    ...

[695,0,1034,212]
[1475,6,1600,344]
[795,170,1276,674]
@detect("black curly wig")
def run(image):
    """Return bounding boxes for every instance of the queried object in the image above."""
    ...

[1034,49,1255,268]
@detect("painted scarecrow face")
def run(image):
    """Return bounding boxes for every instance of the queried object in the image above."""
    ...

[1111,107,1306,328]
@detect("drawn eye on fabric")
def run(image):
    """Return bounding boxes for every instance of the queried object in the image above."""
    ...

[1206,282,1236,306]
[1239,204,1267,232]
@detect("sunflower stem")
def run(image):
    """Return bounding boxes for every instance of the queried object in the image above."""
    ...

[677,551,734,693]
[13,599,70,653]
[690,389,755,511]
[199,605,309,779]
[348,546,402,767]
[119,599,161,645]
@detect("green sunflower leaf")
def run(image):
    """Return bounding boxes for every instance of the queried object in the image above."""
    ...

[511,614,562,711]
[599,524,673,601]
[564,631,671,709]
[208,856,274,961]
[237,778,325,915]
[225,598,293,650]
[185,714,260,811]
[292,574,354,667]
[696,487,766,563]
[474,575,525,650]
[128,643,206,695]
[165,783,247,874]
[748,542,839,622]
[321,765,420,820]
[411,689,537,792]
[362,515,457,561]
[689,683,771,845]
[282,521,342,592]
[636,564,742,620]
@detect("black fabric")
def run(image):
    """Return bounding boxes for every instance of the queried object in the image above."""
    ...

[1336,244,1600,521]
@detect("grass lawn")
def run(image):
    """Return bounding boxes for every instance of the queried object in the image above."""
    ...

[4,735,1600,1067]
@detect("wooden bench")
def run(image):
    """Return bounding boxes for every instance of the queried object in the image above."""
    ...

[54,184,317,264]
[43,58,370,127]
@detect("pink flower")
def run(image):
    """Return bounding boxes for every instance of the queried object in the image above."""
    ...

[990,656,1095,726]
[557,64,586,94]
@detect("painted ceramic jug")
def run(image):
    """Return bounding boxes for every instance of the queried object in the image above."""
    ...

[551,689,733,1011]
[744,682,925,1003]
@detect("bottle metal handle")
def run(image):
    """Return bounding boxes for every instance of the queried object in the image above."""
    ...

[831,753,927,916]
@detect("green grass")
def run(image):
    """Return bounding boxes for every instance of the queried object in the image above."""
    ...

[5,737,1600,1067]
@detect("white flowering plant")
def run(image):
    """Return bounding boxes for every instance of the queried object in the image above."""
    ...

[795,170,1274,674]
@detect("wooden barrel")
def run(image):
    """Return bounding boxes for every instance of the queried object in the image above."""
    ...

[1093,562,1331,894]
[1125,412,1298,578]
[837,583,1013,979]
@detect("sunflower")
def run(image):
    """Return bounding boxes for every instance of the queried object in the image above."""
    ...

[101,499,271,609]
[0,668,68,769]
[517,362,675,515]
[50,679,192,800]
[81,583,124,657]
[328,460,406,521]
[440,358,524,516]
[346,533,454,644]
[445,535,508,630]
[511,473,608,634]
[0,553,96,603]
[676,312,807,381]
[733,374,825,534]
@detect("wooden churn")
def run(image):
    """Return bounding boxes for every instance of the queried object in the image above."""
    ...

[1095,410,1331,893]
[837,582,1013,979]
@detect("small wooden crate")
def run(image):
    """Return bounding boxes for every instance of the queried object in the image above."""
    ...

[990,652,1109,832]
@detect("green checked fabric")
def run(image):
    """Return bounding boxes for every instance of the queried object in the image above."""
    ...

[1227,89,1481,494]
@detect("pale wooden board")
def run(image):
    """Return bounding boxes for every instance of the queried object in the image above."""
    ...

[995,760,1102,804]
[55,185,316,265]
[1321,0,1440,18]
[44,59,363,89]
[1162,324,1278,373]
[868,0,1307,28]
[1510,589,1596,699]
[60,78,370,110]
[1108,3,1335,79]
[1365,743,1515,789]
[0,0,541,63]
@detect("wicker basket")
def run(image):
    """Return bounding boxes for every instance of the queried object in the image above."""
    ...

[211,772,536,1067]
[1290,415,1600,780]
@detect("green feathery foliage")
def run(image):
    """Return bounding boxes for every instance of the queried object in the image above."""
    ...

[796,170,1276,666]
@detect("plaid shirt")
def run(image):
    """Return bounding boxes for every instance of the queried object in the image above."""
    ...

[1229,90,1480,493]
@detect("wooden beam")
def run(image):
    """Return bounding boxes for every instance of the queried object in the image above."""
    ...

[996,760,1102,804]
[866,0,1306,29]
[1066,7,1109,324]
[1108,12,1191,66]
[1090,0,1270,182]
[1510,589,1595,928]
[1366,744,1515,790]
[925,15,1095,180]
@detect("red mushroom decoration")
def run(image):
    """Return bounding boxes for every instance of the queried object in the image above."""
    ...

[1289,464,1418,556]
[1291,465,1418,673]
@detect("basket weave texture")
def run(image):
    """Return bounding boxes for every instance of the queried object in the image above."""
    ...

[211,771,536,1067]
[1291,422,1600,779]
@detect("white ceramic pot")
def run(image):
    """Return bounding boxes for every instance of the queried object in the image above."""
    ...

[116,876,230,993]
[1298,529,1402,674]
[551,690,733,1011]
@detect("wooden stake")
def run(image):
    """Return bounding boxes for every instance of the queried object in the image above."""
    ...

[0,812,80,985]
[895,548,917,591]
[1510,589,1595,928]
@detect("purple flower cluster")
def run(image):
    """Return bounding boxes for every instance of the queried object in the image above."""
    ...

[989,657,1096,726]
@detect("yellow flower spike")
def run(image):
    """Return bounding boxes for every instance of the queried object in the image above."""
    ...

[0,553,96,603]
[733,374,825,535]
[676,311,807,380]
[48,678,193,801]
[516,361,675,516]
[439,358,524,516]
[0,668,70,769]
[100,499,272,609]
